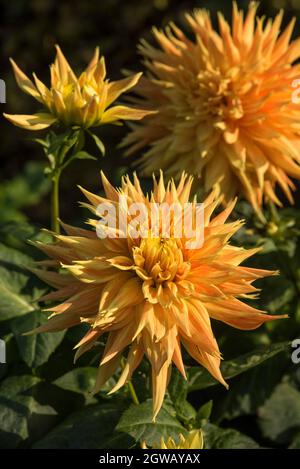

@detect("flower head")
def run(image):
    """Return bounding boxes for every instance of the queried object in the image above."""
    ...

[31,171,285,418]
[4,45,150,130]
[122,2,300,212]
[141,429,204,449]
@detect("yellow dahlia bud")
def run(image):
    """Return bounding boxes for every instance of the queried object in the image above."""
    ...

[123,1,300,212]
[142,429,204,449]
[30,171,286,419]
[4,45,151,130]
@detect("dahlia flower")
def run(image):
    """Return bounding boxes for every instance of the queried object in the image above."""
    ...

[4,46,150,130]
[141,429,204,449]
[122,2,300,212]
[31,172,284,418]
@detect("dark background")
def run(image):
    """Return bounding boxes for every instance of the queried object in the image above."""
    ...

[0,0,299,225]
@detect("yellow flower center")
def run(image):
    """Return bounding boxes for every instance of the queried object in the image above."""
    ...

[187,68,244,125]
[132,237,192,306]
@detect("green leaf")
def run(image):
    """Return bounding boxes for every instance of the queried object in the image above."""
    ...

[88,131,106,156]
[116,400,186,446]
[0,221,51,254]
[70,151,97,161]
[258,382,300,444]
[0,375,57,449]
[0,375,41,396]
[53,367,97,395]
[0,242,45,321]
[168,369,196,424]
[62,150,97,170]
[168,368,188,406]
[203,423,260,449]
[188,341,290,391]
[0,162,50,223]
[11,311,65,368]
[175,400,197,425]
[47,130,79,159]
[211,351,288,422]
[33,402,131,449]
[196,400,213,426]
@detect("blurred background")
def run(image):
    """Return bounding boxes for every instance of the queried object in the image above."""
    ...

[0,0,299,227]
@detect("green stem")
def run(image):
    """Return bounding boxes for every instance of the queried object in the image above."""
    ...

[121,357,140,405]
[127,380,140,406]
[51,172,61,234]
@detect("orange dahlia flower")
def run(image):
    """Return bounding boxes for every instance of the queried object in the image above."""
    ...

[122,2,300,212]
[4,46,150,130]
[31,172,284,418]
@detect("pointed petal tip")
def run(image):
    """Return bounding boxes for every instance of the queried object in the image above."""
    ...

[9,57,18,69]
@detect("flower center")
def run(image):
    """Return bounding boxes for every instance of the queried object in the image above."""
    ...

[185,68,244,125]
[132,237,192,306]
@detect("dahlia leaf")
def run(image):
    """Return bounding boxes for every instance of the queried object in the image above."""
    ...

[69,151,97,161]
[11,311,65,368]
[0,162,50,224]
[168,368,196,424]
[196,400,213,426]
[168,368,188,406]
[116,399,186,446]
[88,131,106,156]
[0,375,57,449]
[33,402,131,449]
[0,243,45,322]
[203,423,260,449]
[258,382,300,444]
[211,350,289,422]
[53,367,98,395]
[188,341,290,391]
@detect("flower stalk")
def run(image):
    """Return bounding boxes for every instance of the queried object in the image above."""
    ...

[51,170,61,234]
[121,357,140,406]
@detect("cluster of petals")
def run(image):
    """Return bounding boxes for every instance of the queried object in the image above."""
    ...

[4,46,151,130]
[31,171,285,418]
[123,2,300,212]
